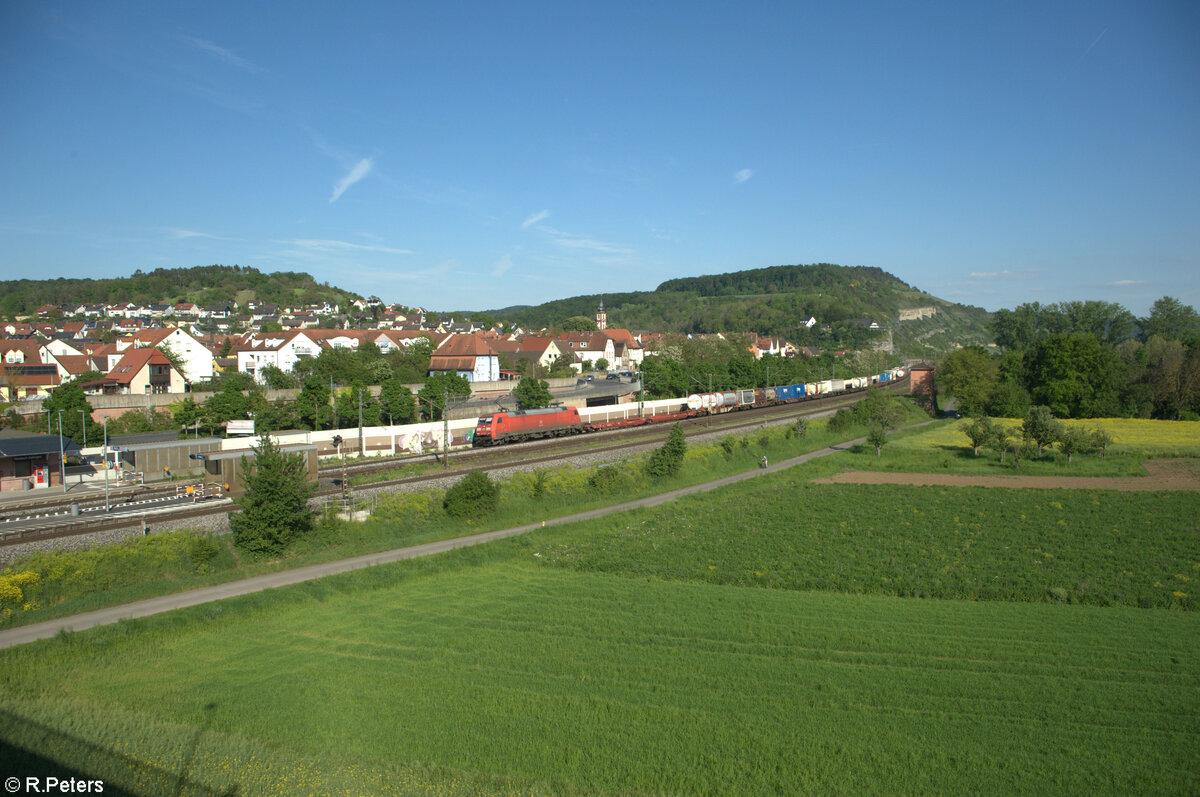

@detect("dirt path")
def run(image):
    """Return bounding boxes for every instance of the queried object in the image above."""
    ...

[813,459,1200,491]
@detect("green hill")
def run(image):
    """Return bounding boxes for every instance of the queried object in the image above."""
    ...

[493,263,993,356]
[0,265,361,316]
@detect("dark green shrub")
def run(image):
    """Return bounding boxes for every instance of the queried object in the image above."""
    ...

[443,470,500,520]
[588,464,634,494]
[645,423,687,480]
[187,535,221,574]
[827,408,857,433]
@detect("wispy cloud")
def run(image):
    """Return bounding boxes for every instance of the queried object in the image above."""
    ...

[492,255,514,277]
[164,228,216,240]
[734,168,754,184]
[1110,279,1145,286]
[184,36,264,73]
[968,268,1041,280]
[330,159,373,202]
[541,227,633,256]
[522,210,551,229]
[290,238,411,255]
[1080,27,1109,62]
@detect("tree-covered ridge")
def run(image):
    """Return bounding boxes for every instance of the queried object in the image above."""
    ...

[0,265,361,315]
[656,263,910,297]
[493,263,992,355]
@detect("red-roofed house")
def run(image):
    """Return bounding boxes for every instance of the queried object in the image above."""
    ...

[88,349,187,395]
[428,334,500,382]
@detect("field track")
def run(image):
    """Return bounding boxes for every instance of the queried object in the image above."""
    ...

[816,457,1200,490]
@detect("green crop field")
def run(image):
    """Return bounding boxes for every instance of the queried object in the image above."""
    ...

[2,563,1198,796]
[2,423,1199,795]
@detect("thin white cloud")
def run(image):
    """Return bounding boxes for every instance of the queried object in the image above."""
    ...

[968,268,1041,280]
[734,168,754,184]
[1110,279,1145,286]
[541,227,633,256]
[522,210,551,229]
[165,228,215,240]
[184,36,264,73]
[1080,27,1109,62]
[492,255,514,277]
[290,238,412,255]
[330,159,373,202]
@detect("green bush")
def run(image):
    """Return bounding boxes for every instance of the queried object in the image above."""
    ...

[187,535,221,574]
[645,423,687,480]
[443,471,500,520]
[588,464,636,494]
[827,407,858,433]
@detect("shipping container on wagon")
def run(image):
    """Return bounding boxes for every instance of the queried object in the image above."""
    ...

[818,380,833,394]
[774,384,798,402]
[721,391,738,407]
[805,382,818,396]
[738,389,756,407]
[878,372,892,383]
[830,379,846,393]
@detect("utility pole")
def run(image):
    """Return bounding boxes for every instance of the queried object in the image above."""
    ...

[357,388,364,458]
[80,409,87,448]
[442,389,449,469]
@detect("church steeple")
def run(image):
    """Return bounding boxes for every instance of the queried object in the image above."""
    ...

[596,298,607,330]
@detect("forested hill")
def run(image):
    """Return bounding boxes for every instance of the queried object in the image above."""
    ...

[657,263,907,297]
[494,263,994,355]
[0,265,361,315]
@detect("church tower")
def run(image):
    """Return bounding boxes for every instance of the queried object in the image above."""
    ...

[596,298,607,330]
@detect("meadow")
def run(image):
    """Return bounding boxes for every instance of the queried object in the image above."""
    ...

[2,561,1197,796]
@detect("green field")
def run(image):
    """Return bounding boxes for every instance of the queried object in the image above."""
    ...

[2,414,1199,794]
[3,562,1198,796]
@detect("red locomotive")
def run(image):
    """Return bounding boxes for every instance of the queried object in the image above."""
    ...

[472,407,583,445]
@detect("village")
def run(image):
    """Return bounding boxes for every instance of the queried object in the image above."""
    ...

[0,297,822,403]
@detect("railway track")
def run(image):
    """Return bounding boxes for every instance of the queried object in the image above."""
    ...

[1,380,908,547]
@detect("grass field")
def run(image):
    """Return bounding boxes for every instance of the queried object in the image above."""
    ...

[1,411,1198,794]
[2,563,1198,796]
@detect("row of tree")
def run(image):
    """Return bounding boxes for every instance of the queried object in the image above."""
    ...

[962,409,1112,465]
[938,296,1200,419]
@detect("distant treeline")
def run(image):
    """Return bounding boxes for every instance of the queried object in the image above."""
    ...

[0,265,361,317]
[939,297,1200,420]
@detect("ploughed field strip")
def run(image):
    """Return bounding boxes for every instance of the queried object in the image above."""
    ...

[814,458,1200,491]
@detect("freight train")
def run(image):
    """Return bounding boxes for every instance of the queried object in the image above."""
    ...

[472,368,906,446]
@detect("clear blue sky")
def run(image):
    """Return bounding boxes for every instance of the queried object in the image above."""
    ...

[2,1,1197,316]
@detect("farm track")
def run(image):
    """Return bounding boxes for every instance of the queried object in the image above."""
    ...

[815,458,1200,491]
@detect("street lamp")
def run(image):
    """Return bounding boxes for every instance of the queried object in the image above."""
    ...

[79,409,87,448]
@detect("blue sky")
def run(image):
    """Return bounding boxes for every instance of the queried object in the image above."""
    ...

[2,1,1197,316]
